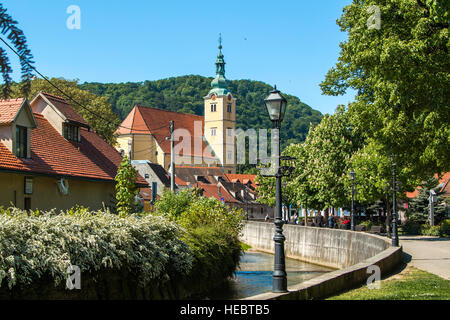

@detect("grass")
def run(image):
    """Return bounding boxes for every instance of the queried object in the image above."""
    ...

[327,266,450,300]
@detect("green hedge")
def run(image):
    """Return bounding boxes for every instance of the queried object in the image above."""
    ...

[401,219,450,237]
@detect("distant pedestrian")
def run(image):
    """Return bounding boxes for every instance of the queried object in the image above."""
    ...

[314,214,323,227]
[291,213,298,224]
[265,213,270,222]
[328,213,336,229]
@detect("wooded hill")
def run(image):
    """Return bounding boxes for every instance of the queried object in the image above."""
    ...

[79,75,322,147]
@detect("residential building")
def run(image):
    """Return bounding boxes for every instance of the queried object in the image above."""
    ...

[0,93,147,211]
[132,160,170,197]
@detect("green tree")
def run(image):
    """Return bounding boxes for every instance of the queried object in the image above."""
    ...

[407,176,447,225]
[257,106,361,214]
[0,3,34,98]
[292,106,362,210]
[321,0,450,180]
[10,78,119,144]
[114,155,139,216]
[349,139,416,233]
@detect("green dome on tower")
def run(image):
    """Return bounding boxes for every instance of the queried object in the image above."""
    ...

[208,34,230,96]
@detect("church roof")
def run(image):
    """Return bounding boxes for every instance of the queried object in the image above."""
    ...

[115,105,214,159]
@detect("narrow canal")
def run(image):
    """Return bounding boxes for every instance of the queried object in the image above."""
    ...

[207,250,334,299]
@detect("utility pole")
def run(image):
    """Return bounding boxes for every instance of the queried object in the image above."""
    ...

[170,120,175,192]
[429,190,437,226]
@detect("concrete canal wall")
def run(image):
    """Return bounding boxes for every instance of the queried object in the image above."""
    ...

[240,221,403,300]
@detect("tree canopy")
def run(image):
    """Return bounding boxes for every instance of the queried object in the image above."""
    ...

[320,0,449,179]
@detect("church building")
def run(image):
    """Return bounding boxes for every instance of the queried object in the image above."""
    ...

[115,39,237,174]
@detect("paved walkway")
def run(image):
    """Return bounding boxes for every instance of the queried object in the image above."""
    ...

[399,235,450,280]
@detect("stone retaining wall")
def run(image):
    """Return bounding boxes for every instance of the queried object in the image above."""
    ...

[240,221,403,300]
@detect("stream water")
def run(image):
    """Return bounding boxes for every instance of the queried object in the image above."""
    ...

[206,251,334,300]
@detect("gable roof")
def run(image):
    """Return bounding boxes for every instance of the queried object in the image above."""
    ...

[148,162,171,188]
[196,182,238,203]
[32,92,88,127]
[0,101,147,186]
[175,166,226,185]
[225,173,258,188]
[0,98,37,127]
[116,106,213,158]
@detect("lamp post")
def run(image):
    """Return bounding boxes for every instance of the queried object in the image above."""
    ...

[264,85,290,293]
[349,169,356,231]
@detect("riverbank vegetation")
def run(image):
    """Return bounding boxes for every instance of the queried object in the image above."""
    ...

[153,189,245,295]
[0,191,245,299]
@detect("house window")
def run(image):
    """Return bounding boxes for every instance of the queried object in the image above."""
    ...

[211,128,217,136]
[15,125,27,158]
[227,104,232,113]
[227,128,232,136]
[227,150,233,160]
[63,123,80,142]
[144,174,149,179]
[24,177,33,194]
[210,104,217,112]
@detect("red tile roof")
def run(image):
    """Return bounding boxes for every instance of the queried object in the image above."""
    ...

[115,106,214,159]
[39,92,88,126]
[0,98,25,125]
[406,172,450,199]
[175,176,190,187]
[225,174,258,187]
[196,182,238,203]
[0,105,147,186]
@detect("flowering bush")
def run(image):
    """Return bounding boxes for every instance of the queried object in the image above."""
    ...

[154,189,245,292]
[0,206,192,290]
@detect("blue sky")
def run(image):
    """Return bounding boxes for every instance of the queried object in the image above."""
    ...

[2,0,355,115]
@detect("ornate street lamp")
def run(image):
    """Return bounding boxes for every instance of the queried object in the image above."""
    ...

[264,85,287,129]
[262,85,292,293]
[349,169,356,231]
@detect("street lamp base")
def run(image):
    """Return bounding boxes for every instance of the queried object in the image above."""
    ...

[272,276,288,293]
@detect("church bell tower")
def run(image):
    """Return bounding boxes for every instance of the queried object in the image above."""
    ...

[204,35,236,173]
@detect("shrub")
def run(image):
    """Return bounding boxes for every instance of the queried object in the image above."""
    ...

[420,225,441,237]
[359,220,373,231]
[402,220,422,235]
[114,155,139,216]
[440,219,450,237]
[153,190,245,292]
[0,207,192,290]
[153,189,196,219]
